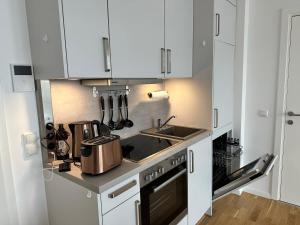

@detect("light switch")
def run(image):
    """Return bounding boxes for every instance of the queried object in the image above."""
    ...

[258,110,269,118]
[22,132,39,156]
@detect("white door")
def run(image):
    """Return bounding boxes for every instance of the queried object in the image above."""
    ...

[213,40,234,133]
[214,0,236,45]
[188,137,212,225]
[281,15,300,206]
[164,0,193,78]
[108,0,164,78]
[102,194,141,225]
[62,0,111,78]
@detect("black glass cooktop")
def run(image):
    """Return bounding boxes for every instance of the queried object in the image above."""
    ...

[121,134,179,162]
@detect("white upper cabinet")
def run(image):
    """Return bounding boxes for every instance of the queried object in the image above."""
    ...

[108,0,164,78]
[62,0,111,78]
[214,0,236,45]
[213,40,234,133]
[164,0,193,78]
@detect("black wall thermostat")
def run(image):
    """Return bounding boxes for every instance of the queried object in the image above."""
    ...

[10,64,35,92]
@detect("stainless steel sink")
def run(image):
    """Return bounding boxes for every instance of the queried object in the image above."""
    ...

[141,125,206,140]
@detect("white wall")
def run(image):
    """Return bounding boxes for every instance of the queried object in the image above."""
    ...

[242,0,300,198]
[0,0,49,224]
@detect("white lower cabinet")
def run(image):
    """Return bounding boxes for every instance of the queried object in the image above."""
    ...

[187,137,212,225]
[102,193,141,225]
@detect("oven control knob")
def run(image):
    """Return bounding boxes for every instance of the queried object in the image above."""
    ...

[177,157,181,163]
[157,167,164,174]
[181,155,185,161]
[171,159,177,166]
[150,172,155,179]
[144,174,151,181]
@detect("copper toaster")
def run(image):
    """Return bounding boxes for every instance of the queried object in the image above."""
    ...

[80,135,123,175]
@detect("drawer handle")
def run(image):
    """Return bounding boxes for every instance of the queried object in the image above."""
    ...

[108,180,137,199]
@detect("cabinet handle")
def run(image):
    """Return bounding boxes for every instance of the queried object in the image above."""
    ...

[103,37,111,72]
[214,108,219,128]
[189,150,194,174]
[108,180,137,199]
[167,49,171,74]
[161,48,166,73]
[216,13,220,36]
[135,200,141,225]
[153,169,187,193]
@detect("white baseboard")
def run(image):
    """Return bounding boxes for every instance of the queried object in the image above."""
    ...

[242,187,271,199]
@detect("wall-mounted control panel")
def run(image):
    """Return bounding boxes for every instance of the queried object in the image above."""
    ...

[10,64,35,92]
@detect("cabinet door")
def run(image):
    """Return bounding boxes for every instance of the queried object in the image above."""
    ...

[187,137,212,225]
[214,0,236,45]
[108,0,164,78]
[62,0,111,78]
[165,0,193,78]
[213,41,234,132]
[102,193,141,225]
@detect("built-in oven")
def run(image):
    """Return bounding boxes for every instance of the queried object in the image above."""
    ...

[140,150,187,225]
[213,133,278,200]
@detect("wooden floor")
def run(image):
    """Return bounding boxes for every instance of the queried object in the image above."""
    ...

[198,192,300,225]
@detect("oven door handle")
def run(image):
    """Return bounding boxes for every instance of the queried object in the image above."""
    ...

[153,168,187,193]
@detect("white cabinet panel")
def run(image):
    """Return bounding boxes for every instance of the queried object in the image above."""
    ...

[103,193,140,225]
[62,0,111,78]
[108,0,164,78]
[44,172,101,225]
[213,41,234,132]
[165,0,193,78]
[188,137,212,225]
[214,0,236,45]
[101,174,140,215]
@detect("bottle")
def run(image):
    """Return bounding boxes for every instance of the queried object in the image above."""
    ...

[56,124,70,160]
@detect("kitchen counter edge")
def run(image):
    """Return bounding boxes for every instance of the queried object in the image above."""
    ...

[48,130,212,194]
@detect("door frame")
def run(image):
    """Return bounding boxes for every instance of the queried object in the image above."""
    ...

[272,10,300,200]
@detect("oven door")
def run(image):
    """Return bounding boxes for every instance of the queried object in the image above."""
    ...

[141,163,187,225]
[213,154,278,200]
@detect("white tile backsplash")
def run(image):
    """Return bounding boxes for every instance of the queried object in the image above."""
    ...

[51,80,170,139]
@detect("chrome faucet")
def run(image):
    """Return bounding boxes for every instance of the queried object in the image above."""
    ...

[157,115,176,130]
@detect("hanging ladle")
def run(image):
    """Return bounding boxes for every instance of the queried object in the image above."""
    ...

[115,95,125,130]
[123,94,134,128]
[108,95,117,130]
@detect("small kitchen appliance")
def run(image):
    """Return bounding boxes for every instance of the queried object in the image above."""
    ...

[80,135,122,175]
[68,121,101,161]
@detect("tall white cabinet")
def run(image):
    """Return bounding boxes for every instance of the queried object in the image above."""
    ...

[212,0,236,138]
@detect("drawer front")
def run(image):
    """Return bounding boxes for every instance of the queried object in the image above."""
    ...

[102,193,141,225]
[101,174,140,214]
